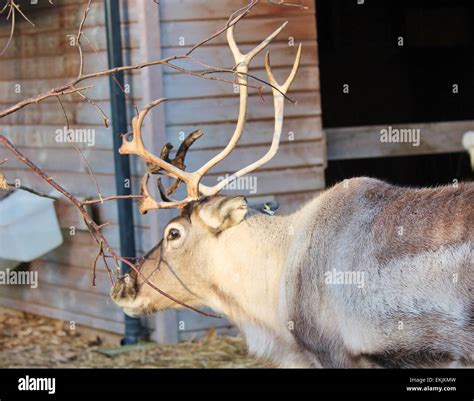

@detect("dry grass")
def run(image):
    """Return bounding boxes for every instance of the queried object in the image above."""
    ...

[0,307,271,368]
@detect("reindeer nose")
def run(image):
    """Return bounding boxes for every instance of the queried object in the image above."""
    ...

[111,273,138,302]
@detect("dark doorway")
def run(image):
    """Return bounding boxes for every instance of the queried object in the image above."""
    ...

[326,152,471,187]
[316,0,474,186]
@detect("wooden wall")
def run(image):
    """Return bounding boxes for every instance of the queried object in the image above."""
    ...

[0,0,147,335]
[0,0,325,341]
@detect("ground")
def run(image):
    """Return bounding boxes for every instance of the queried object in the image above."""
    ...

[0,307,270,368]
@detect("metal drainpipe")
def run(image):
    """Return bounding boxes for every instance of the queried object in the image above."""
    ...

[104,0,144,345]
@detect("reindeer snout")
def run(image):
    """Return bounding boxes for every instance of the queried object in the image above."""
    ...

[111,273,138,303]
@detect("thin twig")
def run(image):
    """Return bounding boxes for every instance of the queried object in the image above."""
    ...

[186,0,259,56]
[0,85,93,118]
[163,58,267,95]
[82,194,146,205]
[0,1,15,56]
[74,89,110,127]
[6,182,57,200]
[0,0,40,56]
[267,0,309,10]
[81,31,138,115]
[92,240,103,286]
[196,61,297,103]
[56,95,104,200]
[76,0,92,78]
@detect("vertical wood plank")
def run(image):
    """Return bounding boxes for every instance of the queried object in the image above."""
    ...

[135,0,179,344]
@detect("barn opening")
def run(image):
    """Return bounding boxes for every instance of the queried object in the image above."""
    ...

[316,0,474,187]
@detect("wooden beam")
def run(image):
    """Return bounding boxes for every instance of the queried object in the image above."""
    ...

[136,0,179,344]
[159,0,315,21]
[0,297,125,334]
[326,121,474,160]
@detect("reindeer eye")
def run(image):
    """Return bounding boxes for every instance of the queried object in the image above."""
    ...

[167,228,181,241]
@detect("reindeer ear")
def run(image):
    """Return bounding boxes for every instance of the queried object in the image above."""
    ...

[198,196,248,232]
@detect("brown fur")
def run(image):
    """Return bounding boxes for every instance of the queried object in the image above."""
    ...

[365,182,474,264]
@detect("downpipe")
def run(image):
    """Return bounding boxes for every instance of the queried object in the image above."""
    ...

[104,0,146,345]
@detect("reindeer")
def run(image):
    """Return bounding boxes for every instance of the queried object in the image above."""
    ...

[111,16,474,368]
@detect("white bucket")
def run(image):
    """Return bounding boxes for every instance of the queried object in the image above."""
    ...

[0,190,63,265]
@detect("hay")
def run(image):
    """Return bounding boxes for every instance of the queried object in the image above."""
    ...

[0,308,271,368]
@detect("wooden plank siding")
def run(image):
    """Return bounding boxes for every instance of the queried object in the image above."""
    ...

[0,0,325,341]
[0,0,146,336]
[156,0,325,340]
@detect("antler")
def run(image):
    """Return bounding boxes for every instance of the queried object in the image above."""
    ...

[202,43,302,196]
[119,12,301,213]
[193,19,288,183]
[119,99,201,213]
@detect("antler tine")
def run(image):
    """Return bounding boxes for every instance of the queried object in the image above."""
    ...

[156,176,175,203]
[227,15,288,65]
[137,173,195,214]
[265,43,302,93]
[202,44,302,197]
[195,19,288,195]
[244,21,288,63]
[173,130,204,171]
[151,130,204,198]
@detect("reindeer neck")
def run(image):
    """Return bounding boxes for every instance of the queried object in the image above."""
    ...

[206,213,293,331]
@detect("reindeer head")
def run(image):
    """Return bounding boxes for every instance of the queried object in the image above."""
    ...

[111,14,301,317]
[111,195,250,316]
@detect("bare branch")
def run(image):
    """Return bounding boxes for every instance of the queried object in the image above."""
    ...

[82,195,146,205]
[76,0,92,78]
[4,183,57,200]
[0,0,39,56]
[74,89,110,127]
[56,95,104,200]
[0,85,93,118]
[185,0,259,56]
[0,1,15,56]
[267,0,309,10]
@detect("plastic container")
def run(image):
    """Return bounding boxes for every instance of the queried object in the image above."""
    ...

[0,190,63,264]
